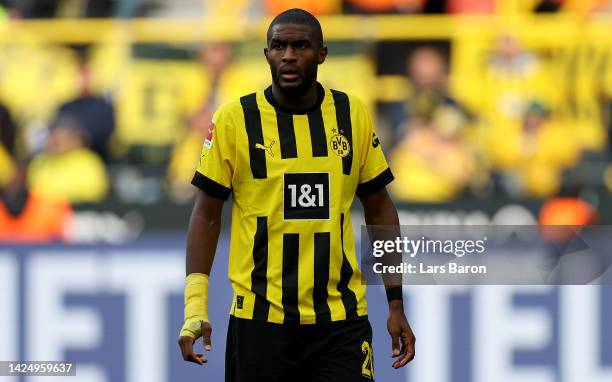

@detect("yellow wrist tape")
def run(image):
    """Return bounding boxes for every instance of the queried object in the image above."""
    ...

[179,273,209,338]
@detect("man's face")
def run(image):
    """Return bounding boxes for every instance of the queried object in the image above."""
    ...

[264,23,327,98]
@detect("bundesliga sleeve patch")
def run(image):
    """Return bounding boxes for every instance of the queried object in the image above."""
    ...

[204,120,215,149]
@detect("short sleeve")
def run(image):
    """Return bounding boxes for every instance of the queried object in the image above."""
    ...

[191,106,235,200]
[354,98,394,197]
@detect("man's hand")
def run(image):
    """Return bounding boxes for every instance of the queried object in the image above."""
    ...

[178,320,213,365]
[179,191,223,365]
[387,302,416,368]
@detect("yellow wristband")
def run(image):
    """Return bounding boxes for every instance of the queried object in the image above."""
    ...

[179,273,209,338]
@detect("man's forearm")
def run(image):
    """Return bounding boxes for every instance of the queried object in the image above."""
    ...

[366,208,404,306]
[186,192,224,275]
[179,192,224,341]
[360,189,404,306]
[361,181,399,227]
[186,215,221,275]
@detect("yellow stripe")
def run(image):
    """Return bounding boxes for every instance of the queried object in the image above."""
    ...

[266,223,285,324]
[292,114,311,160]
[343,211,368,316]
[328,224,348,321]
[228,189,255,320]
[7,15,604,44]
[298,233,316,324]
[256,90,279,146]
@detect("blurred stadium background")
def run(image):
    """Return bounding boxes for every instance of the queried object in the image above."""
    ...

[0,1,611,381]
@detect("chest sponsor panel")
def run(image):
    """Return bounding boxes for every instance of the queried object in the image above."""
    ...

[283,172,330,220]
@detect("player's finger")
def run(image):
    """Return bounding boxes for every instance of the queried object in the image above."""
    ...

[202,321,213,351]
[187,351,206,365]
[189,353,207,365]
[397,333,416,367]
[390,330,401,357]
[178,336,204,365]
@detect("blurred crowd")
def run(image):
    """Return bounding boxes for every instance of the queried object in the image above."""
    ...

[1,0,611,242]
[389,39,584,202]
[3,0,612,18]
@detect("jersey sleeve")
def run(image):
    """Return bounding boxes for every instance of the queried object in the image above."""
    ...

[354,98,394,198]
[191,106,235,200]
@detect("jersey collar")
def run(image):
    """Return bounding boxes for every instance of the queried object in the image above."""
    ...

[264,82,325,115]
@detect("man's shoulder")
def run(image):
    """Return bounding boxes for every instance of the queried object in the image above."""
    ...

[215,89,266,117]
[214,98,243,117]
[327,88,368,112]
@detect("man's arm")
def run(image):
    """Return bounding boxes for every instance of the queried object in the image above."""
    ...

[359,187,416,368]
[178,190,225,365]
[186,190,224,275]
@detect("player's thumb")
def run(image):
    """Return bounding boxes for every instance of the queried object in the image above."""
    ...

[390,330,400,357]
[202,321,212,351]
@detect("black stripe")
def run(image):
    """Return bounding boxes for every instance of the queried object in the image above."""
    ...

[191,172,231,200]
[282,233,300,323]
[251,217,270,320]
[337,213,358,319]
[356,168,395,198]
[313,232,331,324]
[276,111,297,158]
[331,90,353,175]
[307,109,328,157]
[240,93,267,179]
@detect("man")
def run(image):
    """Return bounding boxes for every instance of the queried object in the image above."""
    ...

[178,8,415,382]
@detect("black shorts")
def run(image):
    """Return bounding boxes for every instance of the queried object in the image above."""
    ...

[225,315,375,382]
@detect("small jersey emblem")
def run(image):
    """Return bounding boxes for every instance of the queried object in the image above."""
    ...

[236,295,244,309]
[372,132,380,148]
[329,134,350,157]
[204,120,215,149]
[255,139,275,157]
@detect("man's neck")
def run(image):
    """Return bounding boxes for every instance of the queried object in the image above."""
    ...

[271,82,319,112]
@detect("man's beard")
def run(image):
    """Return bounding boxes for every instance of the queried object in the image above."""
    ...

[270,65,318,99]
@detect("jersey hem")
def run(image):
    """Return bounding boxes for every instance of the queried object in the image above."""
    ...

[191,172,231,200]
[356,168,394,197]
[228,312,369,326]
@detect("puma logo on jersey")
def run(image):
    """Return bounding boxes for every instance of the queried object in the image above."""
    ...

[255,140,275,157]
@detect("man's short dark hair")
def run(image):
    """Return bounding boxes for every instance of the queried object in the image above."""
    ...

[267,8,324,47]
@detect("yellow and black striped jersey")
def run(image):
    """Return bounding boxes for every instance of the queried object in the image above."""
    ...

[192,82,393,325]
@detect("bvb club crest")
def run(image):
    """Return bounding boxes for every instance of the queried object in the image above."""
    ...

[329,134,351,157]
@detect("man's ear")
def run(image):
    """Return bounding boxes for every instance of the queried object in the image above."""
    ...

[264,47,269,58]
[318,45,328,65]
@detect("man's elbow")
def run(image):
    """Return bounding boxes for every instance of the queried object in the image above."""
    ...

[370,203,398,223]
[362,188,398,223]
